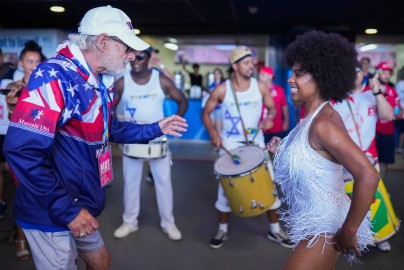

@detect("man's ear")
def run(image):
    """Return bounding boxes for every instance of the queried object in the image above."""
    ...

[95,34,109,51]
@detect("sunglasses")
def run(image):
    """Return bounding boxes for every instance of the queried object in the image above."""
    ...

[134,54,147,61]
[109,36,133,54]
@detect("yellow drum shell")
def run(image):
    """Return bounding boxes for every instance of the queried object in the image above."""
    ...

[218,161,275,217]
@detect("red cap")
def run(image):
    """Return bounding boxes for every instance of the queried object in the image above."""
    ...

[376,62,393,71]
[260,66,275,76]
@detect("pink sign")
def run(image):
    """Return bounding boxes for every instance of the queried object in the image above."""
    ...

[98,146,113,187]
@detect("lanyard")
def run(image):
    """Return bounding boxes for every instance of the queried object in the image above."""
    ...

[229,81,250,145]
[345,98,363,150]
[98,74,110,145]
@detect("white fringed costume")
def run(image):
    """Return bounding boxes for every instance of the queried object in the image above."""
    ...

[273,102,374,263]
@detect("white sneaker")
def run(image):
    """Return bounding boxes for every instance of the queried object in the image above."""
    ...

[267,229,293,248]
[162,225,182,240]
[113,223,139,238]
[377,241,391,252]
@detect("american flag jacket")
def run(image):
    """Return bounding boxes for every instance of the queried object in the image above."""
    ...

[3,41,163,230]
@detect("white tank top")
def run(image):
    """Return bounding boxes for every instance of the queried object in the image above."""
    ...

[220,78,264,146]
[121,69,165,123]
[333,90,378,158]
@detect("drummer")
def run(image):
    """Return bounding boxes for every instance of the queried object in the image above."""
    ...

[332,61,397,252]
[202,46,292,249]
[113,47,188,241]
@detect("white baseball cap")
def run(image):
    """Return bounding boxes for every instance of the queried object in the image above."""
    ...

[78,5,149,51]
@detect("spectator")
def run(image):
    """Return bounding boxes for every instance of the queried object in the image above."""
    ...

[395,67,404,154]
[4,40,46,261]
[147,46,173,79]
[0,47,16,82]
[374,62,400,178]
[0,46,15,222]
[182,62,203,88]
[259,66,290,143]
[360,57,373,88]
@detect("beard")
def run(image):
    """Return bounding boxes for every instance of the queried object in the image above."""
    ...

[101,50,127,75]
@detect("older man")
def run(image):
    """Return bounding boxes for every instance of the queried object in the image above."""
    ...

[3,6,186,270]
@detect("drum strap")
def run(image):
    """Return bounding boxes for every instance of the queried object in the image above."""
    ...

[229,81,250,145]
[346,99,363,149]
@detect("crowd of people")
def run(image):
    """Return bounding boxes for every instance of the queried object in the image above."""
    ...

[0,5,402,270]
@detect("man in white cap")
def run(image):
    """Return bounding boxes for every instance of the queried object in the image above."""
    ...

[3,6,187,270]
[202,46,292,249]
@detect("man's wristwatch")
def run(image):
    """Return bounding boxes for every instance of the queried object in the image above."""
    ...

[373,89,383,96]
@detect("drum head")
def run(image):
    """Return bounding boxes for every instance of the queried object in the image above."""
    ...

[214,145,265,176]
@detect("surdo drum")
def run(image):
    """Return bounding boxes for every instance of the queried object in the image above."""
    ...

[123,138,168,160]
[214,145,276,217]
[344,163,400,242]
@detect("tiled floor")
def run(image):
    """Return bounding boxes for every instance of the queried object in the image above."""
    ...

[1,141,403,270]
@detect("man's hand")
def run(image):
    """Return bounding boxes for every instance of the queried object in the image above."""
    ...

[158,114,188,137]
[68,209,99,238]
[369,73,382,94]
[262,115,274,130]
[208,129,221,148]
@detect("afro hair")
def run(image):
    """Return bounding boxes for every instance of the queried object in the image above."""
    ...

[285,31,357,102]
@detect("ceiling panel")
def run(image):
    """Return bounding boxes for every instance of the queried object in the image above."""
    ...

[0,0,402,37]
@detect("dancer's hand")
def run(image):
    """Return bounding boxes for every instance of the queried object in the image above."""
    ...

[333,227,361,256]
[266,136,281,155]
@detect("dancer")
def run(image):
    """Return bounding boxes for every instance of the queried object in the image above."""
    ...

[268,31,379,269]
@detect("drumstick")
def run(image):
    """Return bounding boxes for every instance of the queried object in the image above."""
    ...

[251,126,260,143]
[220,144,241,165]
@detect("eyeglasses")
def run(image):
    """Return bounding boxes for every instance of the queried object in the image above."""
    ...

[134,54,147,61]
[109,36,133,54]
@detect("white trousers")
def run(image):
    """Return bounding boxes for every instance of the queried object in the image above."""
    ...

[122,152,175,229]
